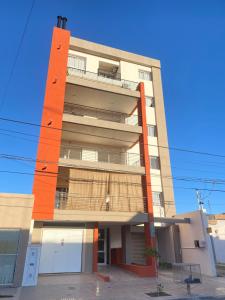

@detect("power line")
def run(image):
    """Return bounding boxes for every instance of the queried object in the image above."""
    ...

[2,168,225,195]
[2,115,225,160]
[3,153,225,187]
[0,0,35,111]
[3,128,225,179]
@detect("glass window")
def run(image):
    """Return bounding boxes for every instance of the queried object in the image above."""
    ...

[82,149,98,162]
[148,125,157,137]
[152,192,163,206]
[68,55,86,71]
[138,70,152,81]
[0,229,20,285]
[146,96,154,107]
[150,156,160,169]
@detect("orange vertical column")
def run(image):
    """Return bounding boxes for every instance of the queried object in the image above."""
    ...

[138,82,156,273]
[32,27,70,220]
[93,223,99,272]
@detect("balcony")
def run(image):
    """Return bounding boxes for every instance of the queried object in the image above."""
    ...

[59,145,145,174]
[60,146,141,166]
[64,102,139,126]
[67,67,139,91]
[55,191,146,213]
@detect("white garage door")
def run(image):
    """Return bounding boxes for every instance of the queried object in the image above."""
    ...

[39,228,83,274]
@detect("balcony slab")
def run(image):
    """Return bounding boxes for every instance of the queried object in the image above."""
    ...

[58,158,145,175]
[54,209,148,223]
[66,75,140,98]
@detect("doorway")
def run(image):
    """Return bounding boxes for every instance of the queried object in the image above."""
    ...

[98,228,110,265]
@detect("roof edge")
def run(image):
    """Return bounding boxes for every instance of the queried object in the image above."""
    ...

[70,37,161,69]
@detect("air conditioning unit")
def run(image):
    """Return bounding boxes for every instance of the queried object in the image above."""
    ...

[194,240,206,248]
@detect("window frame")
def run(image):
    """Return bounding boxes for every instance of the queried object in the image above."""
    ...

[150,156,160,169]
[152,192,163,206]
[68,54,87,72]
[146,96,154,107]
[147,125,157,137]
[0,229,20,286]
[138,69,152,81]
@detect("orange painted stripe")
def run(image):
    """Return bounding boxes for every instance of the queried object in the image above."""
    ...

[32,27,70,220]
[93,223,99,272]
[138,82,156,271]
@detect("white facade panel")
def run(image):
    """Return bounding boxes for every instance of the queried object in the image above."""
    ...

[153,205,165,218]
[150,169,162,192]
[146,107,156,125]
[148,137,159,157]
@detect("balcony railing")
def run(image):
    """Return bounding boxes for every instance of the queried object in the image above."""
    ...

[55,191,146,213]
[64,102,139,126]
[67,67,139,91]
[60,146,142,167]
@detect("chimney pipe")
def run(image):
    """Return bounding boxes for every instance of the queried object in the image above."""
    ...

[62,17,68,29]
[57,16,62,28]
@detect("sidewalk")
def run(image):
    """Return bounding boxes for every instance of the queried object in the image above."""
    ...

[1,267,225,300]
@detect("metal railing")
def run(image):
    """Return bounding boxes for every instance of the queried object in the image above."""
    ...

[55,191,146,213]
[60,146,141,167]
[64,102,139,126]
[67,67,139,91]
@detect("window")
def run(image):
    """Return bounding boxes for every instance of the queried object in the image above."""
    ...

[150,156,160,169]
[68,55,86,71]
[138,70,152,81]
[147,125,157,137]
[146,96,154,107]
[55,187,68,208]
[82,149,98,162]
[152,192,163,206]
[0,229,20,285]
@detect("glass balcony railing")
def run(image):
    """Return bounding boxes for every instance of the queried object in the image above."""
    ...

[60,146,142,167]
[64,102,139,126]
[67,67,139,91]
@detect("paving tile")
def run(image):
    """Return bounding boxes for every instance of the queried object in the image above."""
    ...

[7,267,225,300]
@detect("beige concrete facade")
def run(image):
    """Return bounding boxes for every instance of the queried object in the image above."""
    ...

[0,193,34,287]
[65,36,176,219]
[21,32,177,281]
[59,158,145,175]
[70,37,161,69]
[54,209,148,223]
[152,67,176,217]
[66,75,140,98]
[63,113,142,134]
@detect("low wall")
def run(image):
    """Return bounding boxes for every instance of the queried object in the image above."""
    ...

[119,263,156,277]
[0,193,34,287]
[177,210,216,277]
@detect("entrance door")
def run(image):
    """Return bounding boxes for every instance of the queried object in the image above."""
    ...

[98,228,107,265]
[39,228,83,274]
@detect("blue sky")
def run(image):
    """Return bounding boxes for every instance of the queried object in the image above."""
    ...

[1,0,225,214]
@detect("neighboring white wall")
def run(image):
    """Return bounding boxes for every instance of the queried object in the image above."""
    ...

[209,220,225,264]
[110,226,122,248]
[177,210,217,277]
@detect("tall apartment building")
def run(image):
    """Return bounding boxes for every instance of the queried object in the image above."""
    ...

[31,24,176,277]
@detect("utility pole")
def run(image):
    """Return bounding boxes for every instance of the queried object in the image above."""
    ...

[196,189,204,211]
